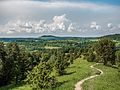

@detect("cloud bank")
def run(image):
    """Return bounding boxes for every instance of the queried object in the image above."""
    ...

[0,14,120,37]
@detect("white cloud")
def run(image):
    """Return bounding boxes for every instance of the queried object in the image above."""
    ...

[49,14,69,32]
[0,14,78,35]
[107,23,117,31]
[67,23,74,32]
[118,24,120,29]
[90,21,101,30]
[107,23,113,28]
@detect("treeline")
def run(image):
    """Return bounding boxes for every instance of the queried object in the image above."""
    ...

[0,42,81,89]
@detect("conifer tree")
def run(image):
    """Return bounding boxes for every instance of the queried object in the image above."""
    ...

[26,61,56,89]
[95,38,116,65]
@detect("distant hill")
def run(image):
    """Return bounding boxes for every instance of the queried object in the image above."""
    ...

[100,34,120,40]
[41,35,57,38]
[40,35,64,40]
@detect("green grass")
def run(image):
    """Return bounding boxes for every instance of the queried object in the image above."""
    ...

[0,58,95,90]
[55,58,96,90]
[82,64,120,90]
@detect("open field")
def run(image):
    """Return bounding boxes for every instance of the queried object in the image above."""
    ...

[44,46,61,49]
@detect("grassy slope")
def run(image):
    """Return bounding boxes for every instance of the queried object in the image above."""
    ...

[0,58,95,90]
[82,64,120,90]
[55,58,95,90]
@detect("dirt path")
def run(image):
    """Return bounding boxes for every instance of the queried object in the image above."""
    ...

[75,63,103,90]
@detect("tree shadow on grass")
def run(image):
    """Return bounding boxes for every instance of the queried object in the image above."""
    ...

[0,83,26,90]
[64,71,76,75]
[55,80,69,88]
[106,64,118,69]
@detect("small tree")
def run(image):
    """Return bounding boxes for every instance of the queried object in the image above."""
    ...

[87,49,96,62]
[7,43,30,84]
[54,50,69,75]
[26,61,57,89]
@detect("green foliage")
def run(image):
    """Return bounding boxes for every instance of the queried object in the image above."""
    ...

[116,50,120,62]
[26,61,57,89]
[116,50,120,77]
[54,50,70,76]
[7,43,30,84]
[87,49,96,62]
[95,38,116,65]
[0,42,11,86]
[69,50,74,64]
[0,42,30,86]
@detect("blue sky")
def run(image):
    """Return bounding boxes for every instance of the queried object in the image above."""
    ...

[0,0,120,37]
[36,0,120,5]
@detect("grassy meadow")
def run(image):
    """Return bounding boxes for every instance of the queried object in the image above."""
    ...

[83,64,120,90]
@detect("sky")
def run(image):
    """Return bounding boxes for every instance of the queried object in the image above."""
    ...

[0,0,120,37]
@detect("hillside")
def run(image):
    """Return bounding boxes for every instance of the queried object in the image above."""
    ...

[100,34,120,40]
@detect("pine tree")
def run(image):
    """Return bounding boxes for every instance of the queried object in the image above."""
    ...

[7,43,30,84]
[95,38,116,65]
[54,50,69,75]
[26,61,57,89]
[87,48,96,62]
[0,42,9,86]
[69,49,73,64]
[116,50,120,77]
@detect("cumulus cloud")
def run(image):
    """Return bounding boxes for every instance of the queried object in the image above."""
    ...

[107,23,113,28]
[90,21,101,30]
[107,23,117,31]
[0,14,78,36]
[49,14,68,32]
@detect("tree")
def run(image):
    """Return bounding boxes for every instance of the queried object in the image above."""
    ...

[95,38,116,65]
[69,49,74,64]
[87,48,96,62]
[26,61,57,89]
[116,50,120,77]
[116,50,120,62]
[7,43,30,84]
[0,42,10,86]
[54,50,69,75]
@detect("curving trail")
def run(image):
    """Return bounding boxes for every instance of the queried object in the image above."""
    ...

[75,63,103,90]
